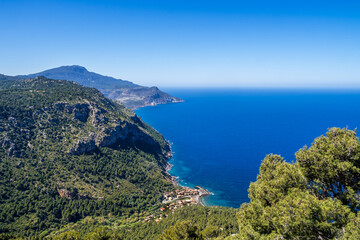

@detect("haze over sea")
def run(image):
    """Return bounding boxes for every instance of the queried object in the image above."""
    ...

[136,89,360,208]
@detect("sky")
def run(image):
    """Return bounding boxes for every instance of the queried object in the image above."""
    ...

[0,0,360,88]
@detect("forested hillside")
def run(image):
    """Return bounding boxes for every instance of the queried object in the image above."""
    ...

[1,77,360,239]
[0,77,176,237]
[41,128,360,240]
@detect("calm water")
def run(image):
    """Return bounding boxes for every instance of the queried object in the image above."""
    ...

[135,89,360,208]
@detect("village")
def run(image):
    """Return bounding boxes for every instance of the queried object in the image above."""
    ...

[143,186,210,223]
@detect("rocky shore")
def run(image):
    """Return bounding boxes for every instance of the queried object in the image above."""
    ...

[162,148,210,207]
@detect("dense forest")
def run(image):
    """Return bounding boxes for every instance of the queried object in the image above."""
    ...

[0,77,177,237]
[0,77,360,239]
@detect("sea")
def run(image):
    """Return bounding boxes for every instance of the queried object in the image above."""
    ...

[135,88,360,208]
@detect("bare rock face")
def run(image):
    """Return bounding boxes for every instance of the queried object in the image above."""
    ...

[73,104,90,122]
[68,120,161,155]
[105,86,184,109]
[55,102,91,122]
[69,134,97,155]
[57,188,72,199]
[57,188,79,199]
[55,102,163,155]
[0,78,168,159]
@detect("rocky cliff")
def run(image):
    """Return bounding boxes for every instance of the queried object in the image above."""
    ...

[0,77,170,159]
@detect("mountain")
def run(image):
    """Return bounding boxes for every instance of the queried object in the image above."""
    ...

[0,74,21,81]
[0,76,238,239]
[0,77,176,236]
[17,65,183,109]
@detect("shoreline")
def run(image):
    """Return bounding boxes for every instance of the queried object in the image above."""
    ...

[164,144,210,206]
[195,186,211,206]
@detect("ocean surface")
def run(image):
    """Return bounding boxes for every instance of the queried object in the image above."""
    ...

[135,89,360,208]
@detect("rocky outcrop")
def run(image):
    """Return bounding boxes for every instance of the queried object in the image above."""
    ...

[0,78,170,163]
[53,102,163,155]
[55,102,91,122]
[104,86,183,109]
[68,120,162,155]
[57,188,82,199]
[69,134,97,155]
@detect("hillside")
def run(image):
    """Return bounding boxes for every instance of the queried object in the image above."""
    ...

[2,78,360,239]
[0,74,21,81]
[17,66,183,109]
[0,77,176,236]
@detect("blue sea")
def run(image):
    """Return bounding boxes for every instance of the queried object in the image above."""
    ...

[135,89,360,208]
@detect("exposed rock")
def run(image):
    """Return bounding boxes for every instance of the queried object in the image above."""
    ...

[105,86,183,109]
[57,188,78,199]
[73,103,90,122]
[69,135,97,155]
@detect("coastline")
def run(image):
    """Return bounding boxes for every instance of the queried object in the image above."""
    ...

[164,161,179,186]
[195,186,211,206]
[164,142,210,206]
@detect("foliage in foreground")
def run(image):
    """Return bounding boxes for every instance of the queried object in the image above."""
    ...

[237,127,360,239]
[43,128,360,240]
[45,205,238,240]
[1,77,360,239]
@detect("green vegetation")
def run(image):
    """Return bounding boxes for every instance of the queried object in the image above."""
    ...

[1,77,360,239]
[45,205,237,239]
[237,128,360,239]
[0,77,175,237]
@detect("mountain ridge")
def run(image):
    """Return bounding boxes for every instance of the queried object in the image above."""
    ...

[17,65,137,89]
[14,65,183,109]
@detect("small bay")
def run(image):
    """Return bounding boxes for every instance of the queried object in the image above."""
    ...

[135,88,360,208]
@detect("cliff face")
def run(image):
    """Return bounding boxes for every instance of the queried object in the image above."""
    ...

[103,86,183,109]
[50,101,165,155]
[0,77,170,159]
[16,65,183,109]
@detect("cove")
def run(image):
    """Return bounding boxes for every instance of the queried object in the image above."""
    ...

[136,88,360,208]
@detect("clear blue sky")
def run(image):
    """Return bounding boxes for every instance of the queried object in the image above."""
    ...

[1,0,360,87]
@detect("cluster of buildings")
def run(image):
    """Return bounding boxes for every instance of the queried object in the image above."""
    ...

[161,187,201,214]
[164,198,197,213]
[163,187,200,203]
[144,215,162,223]
[143,186,208,223]
[175,187,199,198]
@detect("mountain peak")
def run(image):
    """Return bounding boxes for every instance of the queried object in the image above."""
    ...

[55,65,88,72]
[14,66,183,109]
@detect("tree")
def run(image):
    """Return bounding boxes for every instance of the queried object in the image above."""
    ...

[296,127,360,212]
[53,231,81,240]
[159,221,202,240]
[344,213,360,239]
[84,227,122,240]
[201,225,221,239]
[248,154,306,207]
[237,128,360,239]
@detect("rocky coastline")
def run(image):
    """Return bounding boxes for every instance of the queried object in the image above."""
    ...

[162,142,210,206]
